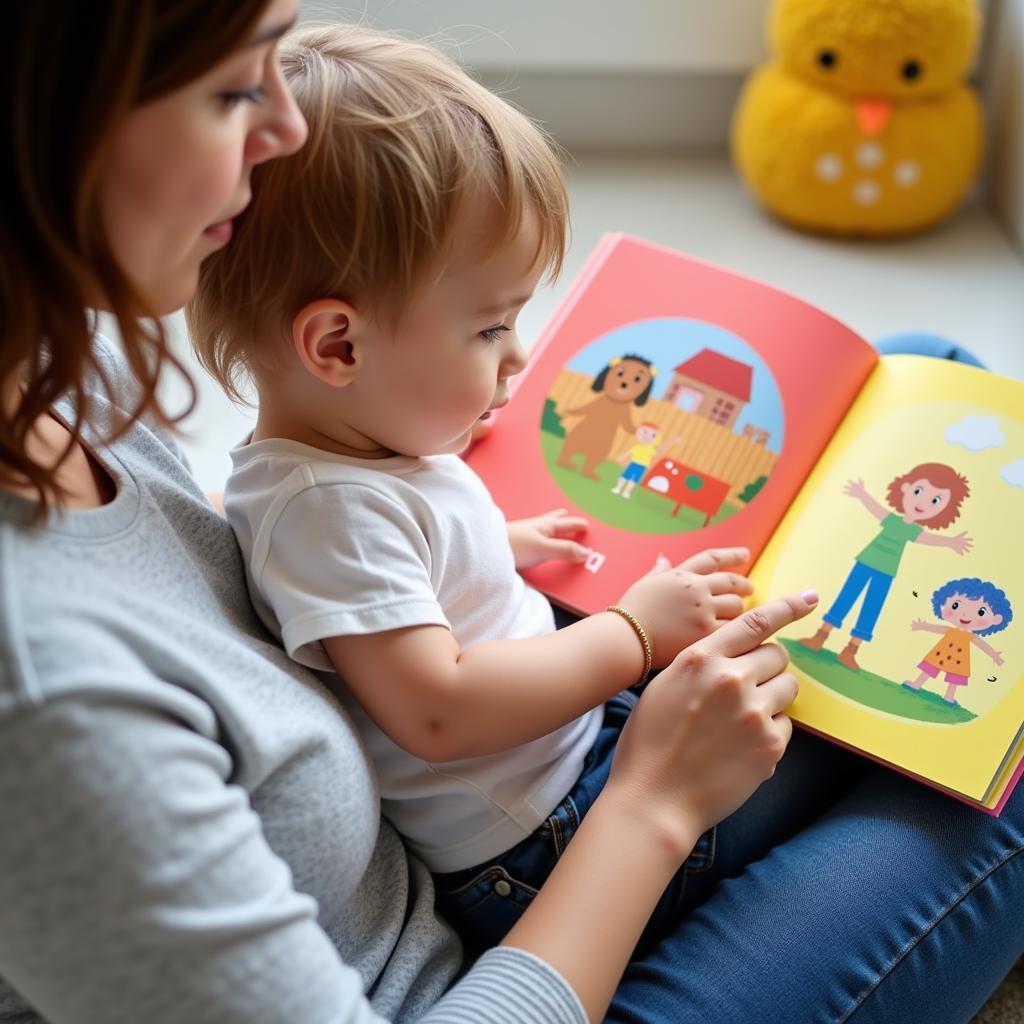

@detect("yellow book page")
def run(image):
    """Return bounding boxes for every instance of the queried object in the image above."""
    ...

[751,356,1024,802]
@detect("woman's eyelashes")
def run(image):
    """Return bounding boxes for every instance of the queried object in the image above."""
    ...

[221,84,267,109]
[479,324,510,344]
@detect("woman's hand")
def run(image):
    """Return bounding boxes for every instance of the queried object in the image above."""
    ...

[603,591,817,857]
[614,547,755,666]
[507,508,589,569]
[501,591,817,1021]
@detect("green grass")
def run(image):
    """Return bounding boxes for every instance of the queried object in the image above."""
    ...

[781,637,976,725]
[540,431,736,536]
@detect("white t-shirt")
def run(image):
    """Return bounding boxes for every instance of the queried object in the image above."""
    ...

[226,438,602,872]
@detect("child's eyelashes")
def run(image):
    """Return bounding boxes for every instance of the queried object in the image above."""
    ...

[221,84,267,109]
[479,324,510,345]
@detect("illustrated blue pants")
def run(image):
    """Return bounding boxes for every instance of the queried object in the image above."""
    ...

[822,560,894,642]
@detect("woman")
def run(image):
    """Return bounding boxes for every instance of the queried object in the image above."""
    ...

[1,3,1021,1022]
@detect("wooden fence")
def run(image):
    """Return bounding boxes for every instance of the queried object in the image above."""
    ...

[548,370,777,503]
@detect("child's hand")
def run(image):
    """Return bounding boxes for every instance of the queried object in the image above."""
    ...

[993,651,1005,667]
[615,547,754,666]
[508,508,589,570]
[911,618,930,631]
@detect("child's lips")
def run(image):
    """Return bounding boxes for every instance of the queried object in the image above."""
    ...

[959,618,972,625]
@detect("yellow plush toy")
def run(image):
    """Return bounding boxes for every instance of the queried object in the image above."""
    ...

[731,0,983,235]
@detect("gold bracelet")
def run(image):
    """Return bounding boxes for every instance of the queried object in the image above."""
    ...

[605,605,653,686]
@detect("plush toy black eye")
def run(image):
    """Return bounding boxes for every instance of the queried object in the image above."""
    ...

[818,50,837,69]
[902,60,922,81]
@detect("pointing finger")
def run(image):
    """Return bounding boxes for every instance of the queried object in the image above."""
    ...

[698,591,819,660]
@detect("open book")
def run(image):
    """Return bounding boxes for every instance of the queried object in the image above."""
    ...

[467,233,1024,815]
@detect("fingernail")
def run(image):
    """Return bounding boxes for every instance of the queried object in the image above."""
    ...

[738,547,750,559]
[801,589,819,605]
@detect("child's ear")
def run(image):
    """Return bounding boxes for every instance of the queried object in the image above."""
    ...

[291,299,364,387]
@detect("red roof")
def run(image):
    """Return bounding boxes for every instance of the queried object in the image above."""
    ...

[673,349,752,402]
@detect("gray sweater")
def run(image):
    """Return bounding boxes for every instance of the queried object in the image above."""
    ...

[0,339,584,1024]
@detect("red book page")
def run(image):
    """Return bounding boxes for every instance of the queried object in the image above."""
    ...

[467,234,879,615]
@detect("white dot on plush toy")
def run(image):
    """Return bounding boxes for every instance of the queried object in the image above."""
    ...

[852,179,881,206]
[893,160,921,188]
[855,141,885,170]
[814,153,844,182]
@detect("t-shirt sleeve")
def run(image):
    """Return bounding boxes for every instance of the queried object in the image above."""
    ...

[253,481,450,670]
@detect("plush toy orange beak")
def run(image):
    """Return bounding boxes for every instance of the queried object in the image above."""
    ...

[854,98,893,137]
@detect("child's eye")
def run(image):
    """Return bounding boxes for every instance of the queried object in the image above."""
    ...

[951,601,959,610]
[913,486,922,495]
[221,84,267,109]
[479,324,509,345]
[979,608,987,617]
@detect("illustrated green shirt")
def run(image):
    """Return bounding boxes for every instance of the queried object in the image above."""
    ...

[855,513,924,576]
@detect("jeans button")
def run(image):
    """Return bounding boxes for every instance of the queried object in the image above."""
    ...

[494,879,512,897]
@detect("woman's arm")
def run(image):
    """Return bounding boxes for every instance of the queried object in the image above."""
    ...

[500,593,814,1020]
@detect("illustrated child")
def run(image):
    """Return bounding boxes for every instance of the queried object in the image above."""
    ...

[188,25,754,954]
[611,421,681,498]
[903,577,1012,706]
[800,464,972,671]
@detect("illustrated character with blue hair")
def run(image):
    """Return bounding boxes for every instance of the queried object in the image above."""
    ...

[903,577,1013,706]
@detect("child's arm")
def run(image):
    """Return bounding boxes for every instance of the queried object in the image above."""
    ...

[507,508,590,570]
[843,478,888,521]
[915,530,973,555]
[969,634,1005,665]
[910,618,948,635]
[323,547,753,763]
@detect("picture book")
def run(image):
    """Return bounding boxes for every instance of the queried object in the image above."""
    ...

[466,232,1024,814]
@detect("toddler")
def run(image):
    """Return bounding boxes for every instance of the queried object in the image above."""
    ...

[189,24,751,952]
[903,577,1012,705]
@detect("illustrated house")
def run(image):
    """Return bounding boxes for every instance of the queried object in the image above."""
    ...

[663,348,753,428]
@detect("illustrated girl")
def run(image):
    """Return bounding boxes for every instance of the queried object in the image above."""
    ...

[903,578,1012,706]
[611,422,681,499]
[800,463,972,671]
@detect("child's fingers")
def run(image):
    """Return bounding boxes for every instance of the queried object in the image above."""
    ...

[679,547,750,575]
[549,515,589,536]
[705,571,754,596]
[712,594,745,619]
[547,539,589,563]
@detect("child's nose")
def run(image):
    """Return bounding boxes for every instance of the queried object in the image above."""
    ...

[503,335,528,377]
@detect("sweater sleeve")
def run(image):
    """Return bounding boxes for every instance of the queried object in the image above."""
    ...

[0,694,584,1024]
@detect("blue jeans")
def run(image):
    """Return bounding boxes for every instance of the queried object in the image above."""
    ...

[436,692,703,957]
[822,560,894,641]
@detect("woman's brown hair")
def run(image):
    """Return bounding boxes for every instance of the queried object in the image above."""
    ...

[1,1,271,512]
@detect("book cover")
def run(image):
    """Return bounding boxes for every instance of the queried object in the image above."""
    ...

[467,233,1024,813]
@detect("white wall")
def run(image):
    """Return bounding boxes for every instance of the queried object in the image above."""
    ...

[983,0,1024,250]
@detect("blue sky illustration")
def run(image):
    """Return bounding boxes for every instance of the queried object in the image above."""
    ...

[562,318,784,454]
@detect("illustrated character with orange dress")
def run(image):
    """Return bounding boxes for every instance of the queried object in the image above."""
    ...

[903,577,1012,706]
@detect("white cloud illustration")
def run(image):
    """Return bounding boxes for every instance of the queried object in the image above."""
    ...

[999,460,1024,488]
[944,415,1005,451]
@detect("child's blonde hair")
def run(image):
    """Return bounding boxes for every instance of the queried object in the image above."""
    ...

[188,23,569,401]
